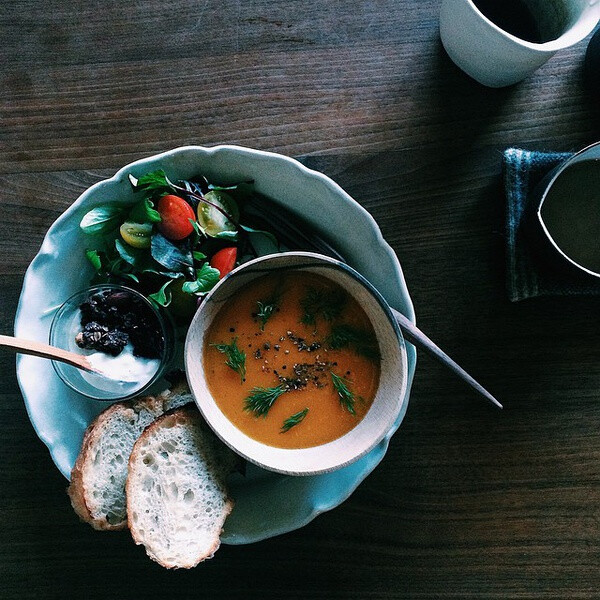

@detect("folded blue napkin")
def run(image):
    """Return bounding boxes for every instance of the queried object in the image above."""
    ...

[504,147,600,301]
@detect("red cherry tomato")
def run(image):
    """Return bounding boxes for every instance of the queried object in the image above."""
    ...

[157,195,196,240]
[210,247,238,279]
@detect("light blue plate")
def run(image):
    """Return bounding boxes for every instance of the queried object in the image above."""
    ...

[14,146,416,544]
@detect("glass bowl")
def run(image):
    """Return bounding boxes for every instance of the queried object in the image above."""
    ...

[49,284,175,401]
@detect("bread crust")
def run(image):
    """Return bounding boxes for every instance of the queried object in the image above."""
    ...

[126,406,234,569]
[67,394,165,531]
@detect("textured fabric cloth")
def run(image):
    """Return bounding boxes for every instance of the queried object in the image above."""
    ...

[503,147,600,301]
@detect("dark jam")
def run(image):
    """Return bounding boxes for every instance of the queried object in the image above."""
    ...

[75,290,163,358]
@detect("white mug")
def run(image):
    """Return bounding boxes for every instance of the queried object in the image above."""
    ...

[440,0,600,87]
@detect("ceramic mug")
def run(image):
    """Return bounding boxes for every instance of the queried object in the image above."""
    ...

[439,0,600,87]
[531,141,600,278]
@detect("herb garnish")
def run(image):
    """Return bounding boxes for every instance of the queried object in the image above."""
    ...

[331,371,359,415]
[244,385,286,417]
[211,337,246,383]
[256,287,282,331]
[300,287,347,327]
[326,324,381,361]
[281,408,309,433]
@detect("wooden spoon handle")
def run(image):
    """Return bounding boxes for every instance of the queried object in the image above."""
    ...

[0,334,95,372]
[390,309,502,409]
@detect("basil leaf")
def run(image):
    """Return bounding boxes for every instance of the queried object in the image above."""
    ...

[128,198,162,223]
[192,251,207,261]
[181,263,220,295]
[148,279,174,307]
[85,249,102,271]
[115,238,145,266]
[150,233,194,274]
[80,205,125,235]
[129,169,172,193]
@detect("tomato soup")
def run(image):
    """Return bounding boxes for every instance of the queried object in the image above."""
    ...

[203,271,381,449]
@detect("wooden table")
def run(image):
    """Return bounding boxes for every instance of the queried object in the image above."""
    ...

[2,1,600,598]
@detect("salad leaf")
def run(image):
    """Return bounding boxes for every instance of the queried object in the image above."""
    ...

[121,272,140,283]
[85,249,102,270]
[214,230,238,241]
[181,263,220,295]
[129,170,173,193]
[80,205,125,235]
[148,279,175,307]
[142,268,185,279]
[240,224,278,246]
[150,233,194,274]
[128,198,161,223]
[115,238,145,266]
[192,250,207,261]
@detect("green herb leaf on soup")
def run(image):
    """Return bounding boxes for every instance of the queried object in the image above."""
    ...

[326,324,381,361]
[255,286,282,331]
[300,287,347,327]
[281,408,309,433]
[211,337,246,383]
[244,385,286,417]
[330,371,358,415]
[80,205,126,235]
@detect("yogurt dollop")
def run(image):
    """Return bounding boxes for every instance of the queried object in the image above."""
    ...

[87,343,161,384]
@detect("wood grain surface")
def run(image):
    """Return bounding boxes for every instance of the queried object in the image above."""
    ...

[2,0,600,598]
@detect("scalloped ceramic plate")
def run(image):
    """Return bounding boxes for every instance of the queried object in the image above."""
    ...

[14,145,416,544]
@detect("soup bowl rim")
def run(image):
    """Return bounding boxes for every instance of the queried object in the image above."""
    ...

[184,251,408,476]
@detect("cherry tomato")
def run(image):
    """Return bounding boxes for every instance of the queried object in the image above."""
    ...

[157,195,196,240]
[197,190,239,237]
[210,247,237,279]
[120,221,152,248]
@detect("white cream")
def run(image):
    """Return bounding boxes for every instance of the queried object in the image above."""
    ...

[82,344,161,393]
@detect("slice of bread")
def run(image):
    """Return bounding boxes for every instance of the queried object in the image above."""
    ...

[67,380,193,531]
[127,406,234,569]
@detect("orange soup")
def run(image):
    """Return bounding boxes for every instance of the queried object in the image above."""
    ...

[203,271,381,449]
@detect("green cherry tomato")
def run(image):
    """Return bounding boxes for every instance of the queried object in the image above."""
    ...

[197,190,239,237]
[157,195,196,241]
[119,221,152,248]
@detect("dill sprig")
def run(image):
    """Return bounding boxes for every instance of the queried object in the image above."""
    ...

[281,407,309,433]
[331,371,359,415]
[300,287,347,327]
[244,385,286,417]
[326,324,380,361]
[211,337,246,383]
[256,300,277,330]
[255,285,283,330]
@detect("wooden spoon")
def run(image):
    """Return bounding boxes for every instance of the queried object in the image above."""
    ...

[0,334,101,374]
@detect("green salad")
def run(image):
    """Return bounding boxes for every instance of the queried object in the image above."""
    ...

[79,169,278,319]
